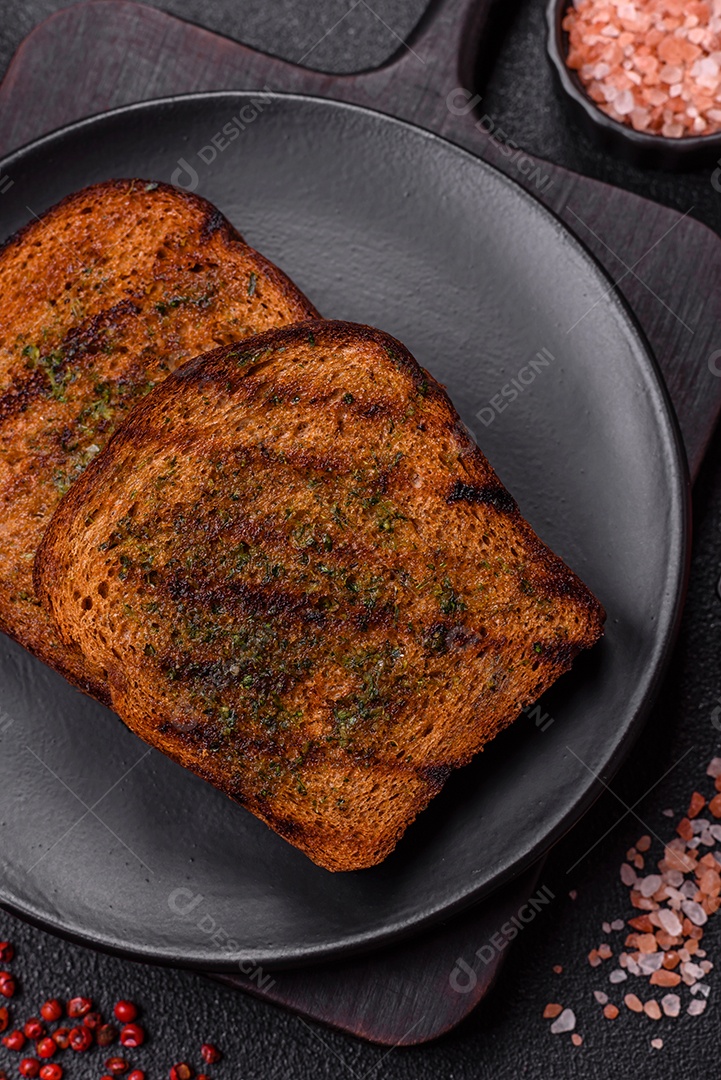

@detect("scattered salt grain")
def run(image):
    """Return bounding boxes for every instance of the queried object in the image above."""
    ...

[680,961,705,982]
[640,875,662,897]
[657,908,683,936]
[681,900,708,926]
[638,953,664,974]
[550,1008,576,1034]
[644,1000,662,1020]
[664,891,684,910]
[650,969,681,988]
[662,993,681,1017]
[661,869,684,888]
[543,751,721,1046]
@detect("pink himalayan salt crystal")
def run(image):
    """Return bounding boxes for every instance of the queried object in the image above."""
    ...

[615,88,637,112]
[656,907,683,936]
[681,899,708,926]
[659,65,684,84]
[638,953,664,974]
[681,961,705,982]
[639,874,663,897]
[662,869,684,888]
[631,108,653,130]
[550,1008,576,1034]
[662,993,681,1017]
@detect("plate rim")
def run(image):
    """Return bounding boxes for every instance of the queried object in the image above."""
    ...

[0,89,691,969]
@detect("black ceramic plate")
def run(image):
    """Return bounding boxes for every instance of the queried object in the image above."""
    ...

[0,93,688,969]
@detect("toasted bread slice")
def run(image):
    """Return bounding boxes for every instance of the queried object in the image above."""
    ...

[36,320,605,871]
[0,178,317,697]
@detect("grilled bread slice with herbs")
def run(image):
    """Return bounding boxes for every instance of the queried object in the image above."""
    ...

[0,178,317,698]
[36,320,605,871]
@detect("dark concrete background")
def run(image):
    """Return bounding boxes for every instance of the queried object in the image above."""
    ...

[0,1,719,1077]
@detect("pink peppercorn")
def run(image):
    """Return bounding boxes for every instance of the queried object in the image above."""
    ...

[119,1024,144,1049]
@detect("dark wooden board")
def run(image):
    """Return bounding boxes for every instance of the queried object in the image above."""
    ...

[0,0,719,1047]
[216,864,541,1046]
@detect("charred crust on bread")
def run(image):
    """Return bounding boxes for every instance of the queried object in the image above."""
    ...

[200,206,228,241]
[447,479,518,515]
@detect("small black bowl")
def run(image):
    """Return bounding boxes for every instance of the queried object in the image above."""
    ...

[547,0,721,171]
